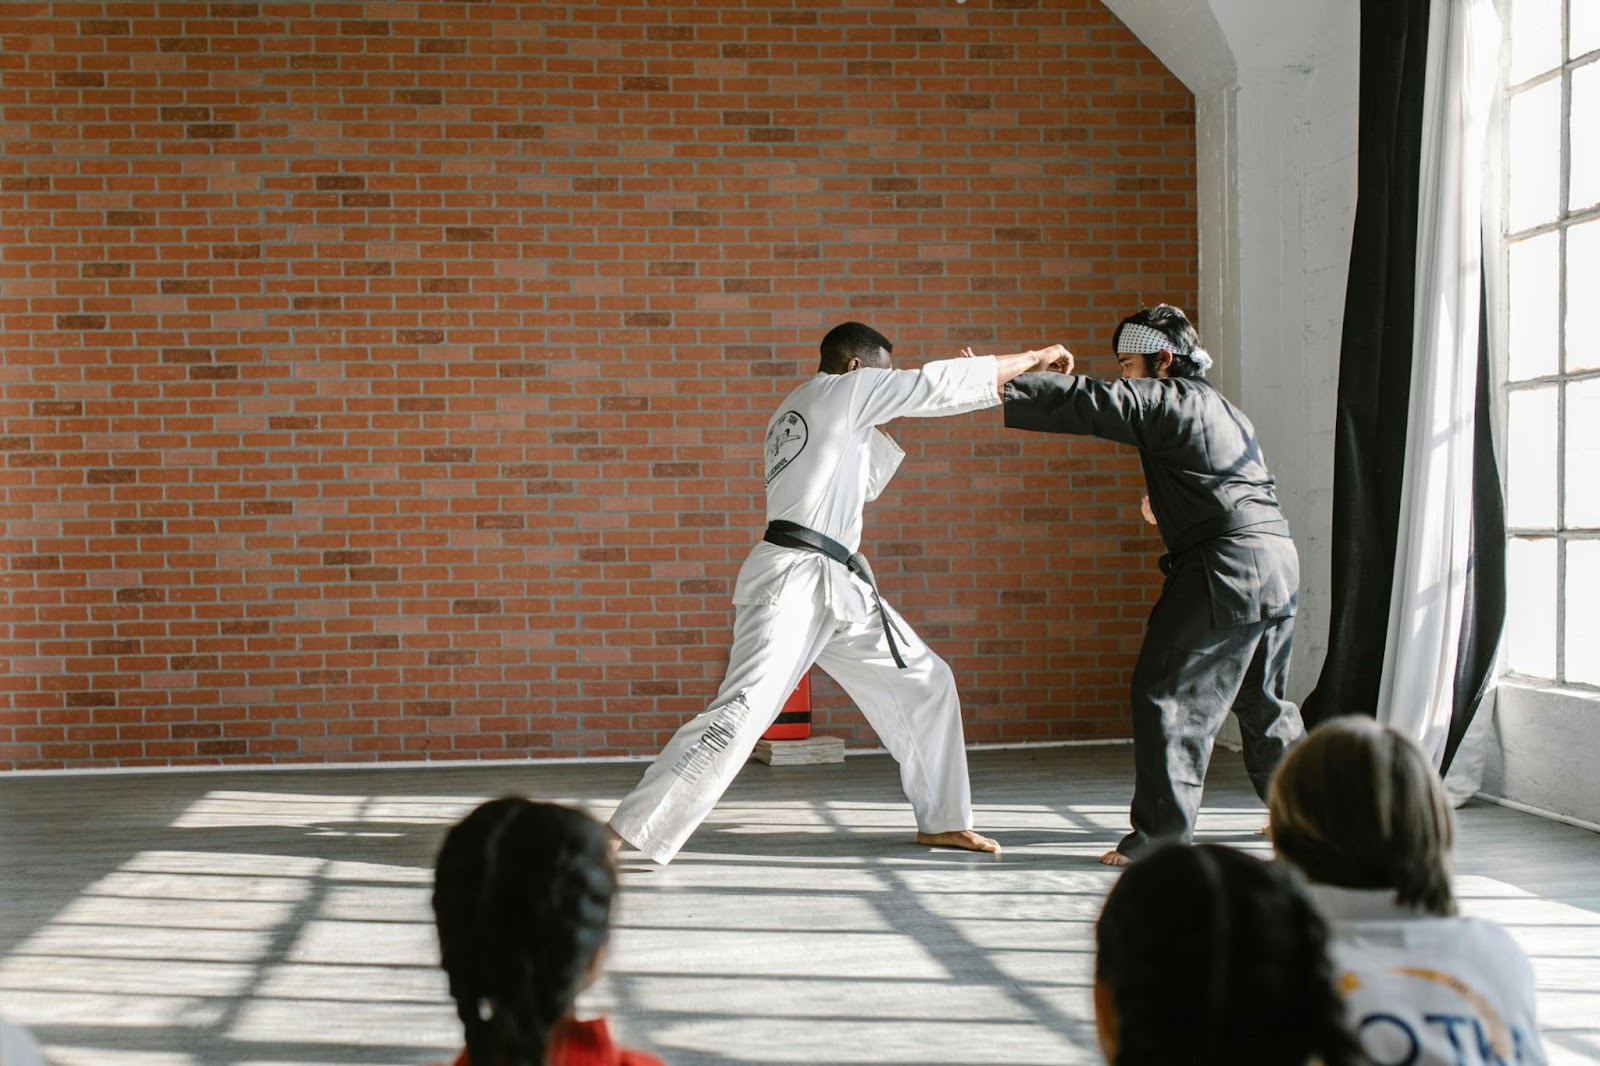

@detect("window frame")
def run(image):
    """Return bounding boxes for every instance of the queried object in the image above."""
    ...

[1501,0,1600,689]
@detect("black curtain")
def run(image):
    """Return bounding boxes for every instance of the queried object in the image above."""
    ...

[1301,0,1433,729]
[1305,0,1507,767]
[1441,269,1506,774]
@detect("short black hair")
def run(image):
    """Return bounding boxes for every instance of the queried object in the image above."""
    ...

[1112,304,1207,378]
[818,321,892,374]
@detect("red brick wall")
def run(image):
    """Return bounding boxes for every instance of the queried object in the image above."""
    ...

[0,0,1194,769]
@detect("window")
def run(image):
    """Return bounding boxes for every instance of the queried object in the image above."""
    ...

[1502,0,1600,687]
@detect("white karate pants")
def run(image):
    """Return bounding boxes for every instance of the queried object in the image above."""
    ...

[608,570,974,865]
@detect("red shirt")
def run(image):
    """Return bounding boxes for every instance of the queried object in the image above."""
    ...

[447,1017,664,1066]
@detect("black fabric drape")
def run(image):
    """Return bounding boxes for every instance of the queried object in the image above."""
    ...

[1440,266,1506,774]
[1301,0,1433,728]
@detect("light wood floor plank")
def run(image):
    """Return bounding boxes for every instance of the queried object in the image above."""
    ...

[2,745,1597,1065]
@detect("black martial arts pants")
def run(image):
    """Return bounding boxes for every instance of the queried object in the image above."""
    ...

[1117,562,1305,860]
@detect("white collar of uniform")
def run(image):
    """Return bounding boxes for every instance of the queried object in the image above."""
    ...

[1305,882,1430,922]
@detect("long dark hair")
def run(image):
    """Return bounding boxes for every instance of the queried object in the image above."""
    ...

[432,798,618,1066]
[1095,844,1364,1066]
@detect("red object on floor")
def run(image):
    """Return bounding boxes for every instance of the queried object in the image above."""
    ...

[762,674,812,740]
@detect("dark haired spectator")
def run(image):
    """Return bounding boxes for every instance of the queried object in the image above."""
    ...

[1095,843,1364,1066]
[433,798,662,1066]
[1271,717,1547,1066]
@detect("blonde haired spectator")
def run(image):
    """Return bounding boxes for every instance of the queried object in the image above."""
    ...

[1270,717,1547,1066]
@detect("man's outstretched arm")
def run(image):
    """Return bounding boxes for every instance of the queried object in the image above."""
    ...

[847,344,1073,431]
[1002,372,1149,446]
[963,345,1075,395]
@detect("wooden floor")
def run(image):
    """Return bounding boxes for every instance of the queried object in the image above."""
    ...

[2,745,1598,1065]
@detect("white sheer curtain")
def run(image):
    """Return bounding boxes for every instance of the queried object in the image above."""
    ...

[1376,0,1500,768]
[1444,2,1515,806]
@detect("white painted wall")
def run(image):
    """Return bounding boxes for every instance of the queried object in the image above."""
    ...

[1102,0,1359,704]
[1103,0,1600,827]
[1480,684,1600,826]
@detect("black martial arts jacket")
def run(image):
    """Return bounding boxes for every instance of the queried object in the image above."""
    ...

[1003,372,1298,628]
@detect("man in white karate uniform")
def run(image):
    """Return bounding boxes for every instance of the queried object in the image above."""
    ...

[609,322,1070,864]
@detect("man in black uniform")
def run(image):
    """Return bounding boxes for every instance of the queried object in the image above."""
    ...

[1002,305,1305,865]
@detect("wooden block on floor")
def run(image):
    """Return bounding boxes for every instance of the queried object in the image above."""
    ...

[752,735,846,766]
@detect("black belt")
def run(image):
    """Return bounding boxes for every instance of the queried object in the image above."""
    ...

[762,520,908,669]
[1160,502,1291,574]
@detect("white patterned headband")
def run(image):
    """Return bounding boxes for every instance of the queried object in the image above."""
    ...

[1115,322,1214,372]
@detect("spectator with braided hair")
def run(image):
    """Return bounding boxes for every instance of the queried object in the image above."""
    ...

[432,798,663,1066]
[1093,843,1364,1066]
[1271,718,1547,1065]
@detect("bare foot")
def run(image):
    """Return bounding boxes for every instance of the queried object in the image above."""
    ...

[1099,849,1131,867]
[917,829,1001,854]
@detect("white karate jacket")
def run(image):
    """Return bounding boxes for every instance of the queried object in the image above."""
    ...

[732,355,1000,624]
[1310,884,1547,1066]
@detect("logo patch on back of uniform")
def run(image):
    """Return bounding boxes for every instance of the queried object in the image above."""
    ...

[765,410,808,483]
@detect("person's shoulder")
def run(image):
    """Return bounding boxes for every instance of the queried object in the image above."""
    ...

[1173,376,1245,418]
[1114,375,1180,411]
[811,366,894,396]
[845,365,902,385]
[1449,915,1535,960]
[550,1017,665,1066]
[782,372,831,398]
[1169,375,1216,396]
[1339,913,1534,974]
[1123,376,1171,393]
[1390,916,1540,1003]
